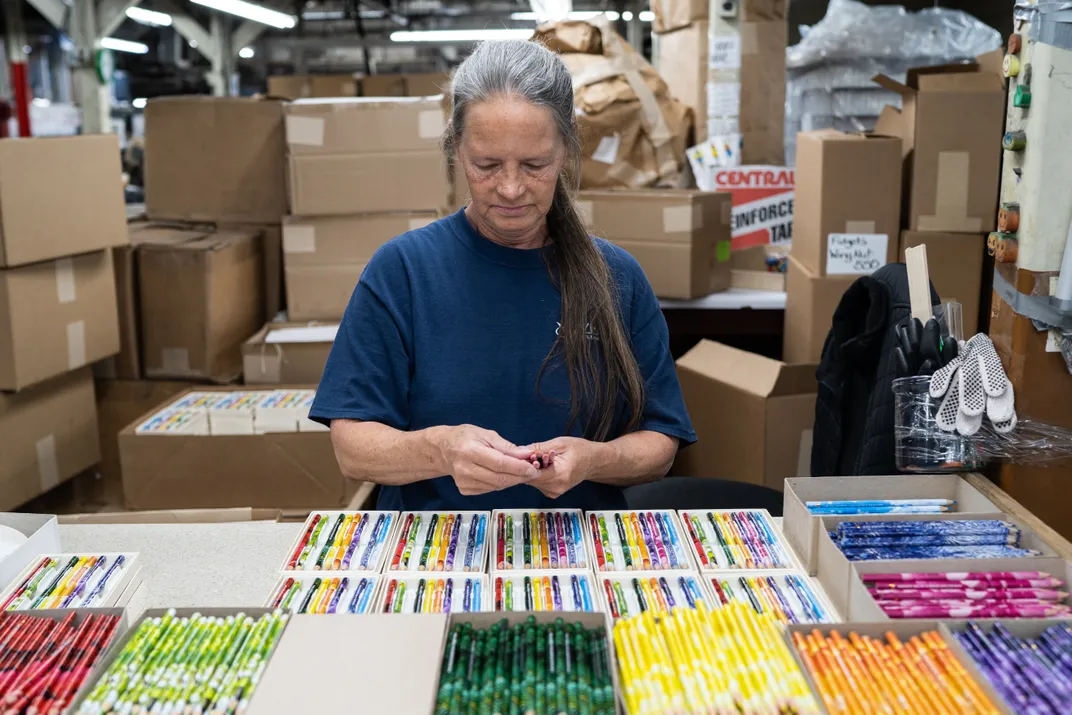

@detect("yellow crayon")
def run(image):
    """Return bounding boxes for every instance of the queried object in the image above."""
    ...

[538,517,550,569]
[436,515,454,571]
[45,557,87,609]
[630,514,652,569]
[426,515,446,571]
[325,515,353,570]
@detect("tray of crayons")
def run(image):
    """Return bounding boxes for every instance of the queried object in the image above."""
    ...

[707,571,837,624]
[829,519,1044,561]
[387,511,490,573]
[0,609,126,715]
[491,509,589,571]
[378,574,488,613]
[680,508,799,570]
[265,573,382,615]
[805,497,956,516]
[597,570,707,620]
[1,553,139,610]
[585,509,693,572]
[491,570,600,612]
[281,510,397,573]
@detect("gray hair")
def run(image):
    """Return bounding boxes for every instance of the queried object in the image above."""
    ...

[444,40,581,181]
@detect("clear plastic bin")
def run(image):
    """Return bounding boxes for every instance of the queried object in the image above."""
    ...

[892,376,983,472]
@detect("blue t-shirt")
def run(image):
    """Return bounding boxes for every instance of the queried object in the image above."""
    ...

[310,209,696,511]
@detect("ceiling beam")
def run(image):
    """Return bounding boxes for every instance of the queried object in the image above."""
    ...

[24,0,66,31]
[97,0,141,37]
[231,19,265,54]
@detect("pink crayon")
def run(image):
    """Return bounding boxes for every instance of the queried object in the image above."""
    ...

[876,598,1066,608]
[861,571,1050,583]
[880,604,1072,618]
[869,578,1063,589]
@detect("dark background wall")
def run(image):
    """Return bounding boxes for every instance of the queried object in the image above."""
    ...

[787,0,1012,46]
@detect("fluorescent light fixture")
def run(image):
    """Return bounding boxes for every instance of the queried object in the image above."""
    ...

[239,46,255,58]
[621,11,633,21]
[126,7,172,26]
[639,11,654,21]
[510,11,619,21]
[391,29,534,43]
[100,37,149,54]
[190,0,296,29]
[132,98,148,109]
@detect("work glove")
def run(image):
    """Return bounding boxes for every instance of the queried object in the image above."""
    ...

[929,333,1017,436]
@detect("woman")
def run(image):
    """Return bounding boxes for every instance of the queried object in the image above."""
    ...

[310,40,695,511]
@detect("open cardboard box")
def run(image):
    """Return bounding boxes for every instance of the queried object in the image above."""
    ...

[814,512,1055,617]
[783,474,1002,575]
[0,513,60,590]
[785,620,1014,714]
[846,555,1072,621]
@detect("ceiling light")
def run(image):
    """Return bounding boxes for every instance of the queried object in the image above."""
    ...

[510,11,619,21]
[391,29,535,43]
[639,11,654,21]
[126,7,172,27]
[239,46,255,58]
[132,98,148,109]
[100,37,150,54]
[621,11,633,21]
[189,0,296,29]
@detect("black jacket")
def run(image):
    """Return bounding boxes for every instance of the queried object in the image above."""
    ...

[810,264,940,476]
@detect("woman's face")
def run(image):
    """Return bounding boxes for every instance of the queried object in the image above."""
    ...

[457,95,567,246]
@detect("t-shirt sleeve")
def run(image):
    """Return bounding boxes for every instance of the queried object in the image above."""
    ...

[626,261,697,446]
[309,242,412,428]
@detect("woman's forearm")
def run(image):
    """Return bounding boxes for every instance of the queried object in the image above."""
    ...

[587,430,678,487]
[330,419,450,486]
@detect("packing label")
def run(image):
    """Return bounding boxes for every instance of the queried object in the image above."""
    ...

[66,320,86,369]
[708,34,742,71]
[285,115,325,147]
[826,233,889,275]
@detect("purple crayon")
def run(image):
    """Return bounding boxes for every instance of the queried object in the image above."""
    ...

[358,514,386,569]
[444,513,462,570]
[62,555,107,608]
[339,514,370,570]
[546,513,558,568]
[327,577,350,613]
[443,577,454,612]
[638,512,661,569]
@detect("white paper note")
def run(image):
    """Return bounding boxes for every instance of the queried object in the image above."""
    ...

[265,325,339,344]
[708,35,742,71]
[826,233,889,275]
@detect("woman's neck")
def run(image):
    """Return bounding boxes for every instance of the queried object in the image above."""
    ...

[465,206,548,250]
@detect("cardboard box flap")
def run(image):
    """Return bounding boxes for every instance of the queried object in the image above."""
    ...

[134,227,212,248]
[770,363,819,396]
[917,72,1003,92]
[677,340,785,398]
[874,107,910,156]
[872,74,914,97]
[907,60,979,87]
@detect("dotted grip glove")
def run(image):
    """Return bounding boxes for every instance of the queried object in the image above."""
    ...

[928,333,1017,436]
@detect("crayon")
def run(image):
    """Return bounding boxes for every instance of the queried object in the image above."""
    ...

[504,514,514,568]
[314,513,346,569]
[523,513,533,568]
[400,515,422,569]
[589,514,606,570]
[424,514,445,571]
[287,514,321,570]
[358,513,387,570]
[496,513,506,569]
[419,514,440,570]
[391,513,414,569]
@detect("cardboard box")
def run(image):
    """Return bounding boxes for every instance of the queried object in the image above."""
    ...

[0,514,60,590]
[223,222,284,320]
[59,506,280,524]
[0,369,99,511]
[847,556,1072,621]
[285,98,448,216]
[283,213,435,320]
[730,244,787,291]
[139,229,264,382]
[874,53,1006,233]
[0,250,120,391]
[815,512,1050,617]
[900,230,986,335]
[782,474,1003,575]
[243,322,337,385]
[672,340,817,489]
[267,74,358,99]
[657,22,708,142]
[76,379,190,510]
[361,74,406,97]
[727,1,790,166]
[576,190,733,299]
[791,130,902,277]
[246,614,448,715]
[0,135,128,268]
[145,97,287,224]
[404,72,451,97]
[119,386,354,509]
[651,0,706,33]
[782,254,857,364]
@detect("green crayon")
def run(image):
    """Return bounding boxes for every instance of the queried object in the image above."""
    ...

[534,619,547,715]
[401,515,422,568]
[314,513,346,569]
[297,516,327,568]
[504,515,514,569]
[418,514,440,571]
[597,515,615,569]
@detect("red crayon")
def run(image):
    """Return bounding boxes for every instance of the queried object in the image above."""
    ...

[495,577,504,611]
[603,580,619,619]
[390,514,414,569]
[589,515,606,570]
[271,578,295,609]
[684,517,709,567]
[381,580,398,613]
[709,578,729,605]
[287,514,322,569]
[0,558,51,611]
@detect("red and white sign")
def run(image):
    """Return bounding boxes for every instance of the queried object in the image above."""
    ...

[712,166,795,250]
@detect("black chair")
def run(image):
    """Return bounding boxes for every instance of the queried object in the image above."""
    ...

[624,476,784,516]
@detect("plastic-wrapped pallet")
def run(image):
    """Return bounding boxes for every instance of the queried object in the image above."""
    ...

[784,0,1000,165]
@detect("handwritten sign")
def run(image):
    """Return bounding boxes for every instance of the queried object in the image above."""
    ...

[826,233,888,275]
[708,35,741,71]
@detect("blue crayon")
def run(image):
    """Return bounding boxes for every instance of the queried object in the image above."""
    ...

[359,514,386,568]
[571,513,585,566]
[808,505,949,515]
[570,575,582,610]
[807,498,954,508]
[347,578,366,613]
[472,579,482,611]
[654,514,678,568]
[580,578,593,612]
[357,578,375,613]
[660,513,684,563]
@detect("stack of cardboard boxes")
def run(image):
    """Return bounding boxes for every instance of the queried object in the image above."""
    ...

[267,72,450,100]
[0,136,128,510]
[282,97,449,321]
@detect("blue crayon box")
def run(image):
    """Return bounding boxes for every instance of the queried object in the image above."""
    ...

[265,573,382,615]
[584,510,695,573]
[492,569,601,613]
[0,551,141,611]
[387,511,491,574]
[490,508,589,573]
[679,508,801,572]
[280,510,400,573]
[597,570,708,621]
[378,574,489,613]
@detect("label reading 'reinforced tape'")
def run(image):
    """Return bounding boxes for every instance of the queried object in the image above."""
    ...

[826,233,888,276]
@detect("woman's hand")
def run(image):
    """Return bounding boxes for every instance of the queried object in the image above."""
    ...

[436,425,540,496]
[519,437,609,499]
